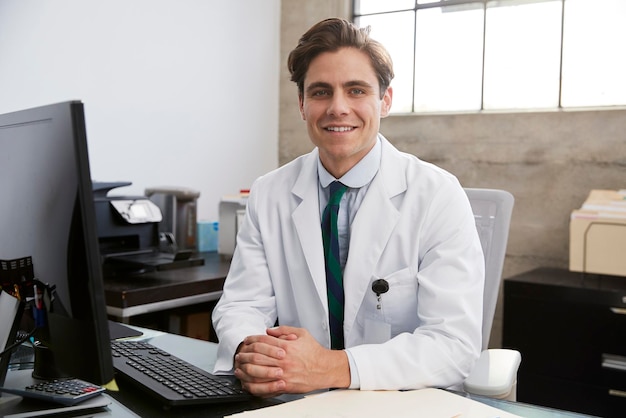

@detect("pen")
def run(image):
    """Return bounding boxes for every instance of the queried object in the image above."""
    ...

[34,284,43,310]
[33,284,45,327]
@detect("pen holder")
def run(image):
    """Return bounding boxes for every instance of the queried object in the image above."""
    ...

[32,343,71,380]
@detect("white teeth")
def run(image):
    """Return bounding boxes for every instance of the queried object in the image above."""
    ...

[326,126,353,132]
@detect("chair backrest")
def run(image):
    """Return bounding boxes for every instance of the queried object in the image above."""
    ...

[464,188,514,350]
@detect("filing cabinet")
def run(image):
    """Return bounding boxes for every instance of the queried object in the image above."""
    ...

[503,268,626,418]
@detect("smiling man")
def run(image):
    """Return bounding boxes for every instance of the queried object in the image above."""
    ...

[211,18,485,398]
[299,46,391,179]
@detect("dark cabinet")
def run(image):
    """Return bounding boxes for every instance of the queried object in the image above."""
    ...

[503,268,626,417]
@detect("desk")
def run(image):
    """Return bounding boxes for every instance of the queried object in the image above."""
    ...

[1,326,595,418]
[104,252,229,322]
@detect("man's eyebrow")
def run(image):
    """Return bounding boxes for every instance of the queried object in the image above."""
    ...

[344,80,374,89]
[305,80,374,94]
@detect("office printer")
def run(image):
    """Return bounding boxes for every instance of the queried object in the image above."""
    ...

[93,181,204,275]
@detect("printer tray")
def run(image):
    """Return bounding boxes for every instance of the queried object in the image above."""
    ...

[104,250,204,274]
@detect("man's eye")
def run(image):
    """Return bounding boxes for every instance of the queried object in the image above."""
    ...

[350,88,365,95]
[312,90,330,97]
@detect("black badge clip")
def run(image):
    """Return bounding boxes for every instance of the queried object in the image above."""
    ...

[371,279,389,310]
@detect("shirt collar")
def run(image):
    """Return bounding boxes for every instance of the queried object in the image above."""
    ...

[318,135,382,189]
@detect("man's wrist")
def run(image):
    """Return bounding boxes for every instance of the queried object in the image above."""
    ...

[327,349,351,389]
[345,349,360,389]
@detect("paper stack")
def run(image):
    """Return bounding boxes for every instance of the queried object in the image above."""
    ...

[227,388,522,418]
[570,189,626,276]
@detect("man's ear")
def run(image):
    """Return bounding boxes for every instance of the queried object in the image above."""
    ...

[298,94,306,120]
[380,86,393,118]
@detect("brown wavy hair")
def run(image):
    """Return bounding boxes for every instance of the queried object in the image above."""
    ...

[287,18,394,99]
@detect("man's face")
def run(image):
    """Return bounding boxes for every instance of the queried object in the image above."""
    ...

[299,47,392,178]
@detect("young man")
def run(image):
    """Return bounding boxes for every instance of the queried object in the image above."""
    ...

[212,18,484,398]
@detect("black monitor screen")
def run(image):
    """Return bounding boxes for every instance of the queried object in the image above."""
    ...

[0,101,114,385]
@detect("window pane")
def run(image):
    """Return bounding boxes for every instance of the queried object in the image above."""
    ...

[355,0,415,15]
[414,5,484,112]
[562,0,626,107]
[358,12,416,113]
[483,1,562,110]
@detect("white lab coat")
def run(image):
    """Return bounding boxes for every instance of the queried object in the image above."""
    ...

[212,136,484,391]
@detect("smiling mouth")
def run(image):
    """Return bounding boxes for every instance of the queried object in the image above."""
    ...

[325,126,355,132]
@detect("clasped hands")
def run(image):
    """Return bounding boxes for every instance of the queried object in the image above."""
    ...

[233,325,350,397]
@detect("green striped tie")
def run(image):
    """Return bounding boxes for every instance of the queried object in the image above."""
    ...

[322,181,348,349]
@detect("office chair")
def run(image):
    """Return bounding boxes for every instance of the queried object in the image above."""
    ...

[462,188,521,401]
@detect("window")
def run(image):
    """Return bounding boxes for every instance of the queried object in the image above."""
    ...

[354,0,626,113]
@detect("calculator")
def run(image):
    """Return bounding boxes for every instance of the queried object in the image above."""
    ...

[0,378,105,406]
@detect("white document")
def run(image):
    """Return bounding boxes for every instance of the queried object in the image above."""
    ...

[227,388,523,418]
[0,290,21,355]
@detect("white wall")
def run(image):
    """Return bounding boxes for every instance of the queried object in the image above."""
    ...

[0,0,280,222]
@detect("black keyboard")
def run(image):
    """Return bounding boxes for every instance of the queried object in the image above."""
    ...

[110,340,253,406]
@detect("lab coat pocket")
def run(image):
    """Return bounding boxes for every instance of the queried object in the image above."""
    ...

[375,267,418,337]
[364,318,391,344]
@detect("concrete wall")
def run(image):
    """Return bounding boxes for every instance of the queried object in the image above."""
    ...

[280,0,626,347]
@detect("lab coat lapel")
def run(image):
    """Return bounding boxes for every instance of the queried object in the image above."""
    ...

[291,150,328,308]
[343,139,407,339]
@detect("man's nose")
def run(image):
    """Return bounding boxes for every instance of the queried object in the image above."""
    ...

[327,93,350,116]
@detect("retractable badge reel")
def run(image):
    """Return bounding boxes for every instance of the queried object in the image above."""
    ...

[372,279,389,310]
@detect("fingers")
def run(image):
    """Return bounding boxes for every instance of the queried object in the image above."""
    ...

[235,349,284,369]
[235,349,286,397]
[235,368,286,398]
[234,334,288,397]
[238,335,286,359]
[234,360,283,383]
[233,327,316,396]
[266,325,300,340]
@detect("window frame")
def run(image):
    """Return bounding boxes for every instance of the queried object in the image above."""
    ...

[353,0,622,113]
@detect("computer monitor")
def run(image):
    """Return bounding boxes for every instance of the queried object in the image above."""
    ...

[0,101,114,386]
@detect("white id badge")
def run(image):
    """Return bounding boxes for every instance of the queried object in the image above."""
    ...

[364,318,391,344]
